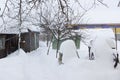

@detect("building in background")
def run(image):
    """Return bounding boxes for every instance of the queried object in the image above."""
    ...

[113,28,120,40]
[0,26,40,58]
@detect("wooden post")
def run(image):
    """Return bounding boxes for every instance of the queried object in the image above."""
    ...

[115,28,117,50]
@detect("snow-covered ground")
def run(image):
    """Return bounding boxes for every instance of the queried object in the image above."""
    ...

[0,29,120,80]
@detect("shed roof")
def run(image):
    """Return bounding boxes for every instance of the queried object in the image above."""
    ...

[0,25,40,34]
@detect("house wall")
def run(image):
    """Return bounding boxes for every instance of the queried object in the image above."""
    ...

[112,28,120,40]
[116,34,120,40]
[0,35,7,58]
[113,28,120,34]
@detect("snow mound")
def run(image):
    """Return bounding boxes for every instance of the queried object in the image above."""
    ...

[59,40,78,63]
[8,49,26,57]
[106,38,116,49]
[92,29,115,68]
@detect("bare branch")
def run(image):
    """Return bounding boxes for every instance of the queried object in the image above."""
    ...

[1,0,9,17]
[97,0,109,8]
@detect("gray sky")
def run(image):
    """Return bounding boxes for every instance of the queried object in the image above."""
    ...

[0,0,120,24]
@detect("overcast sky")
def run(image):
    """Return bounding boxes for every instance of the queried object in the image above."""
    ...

[0,0,119,10]
[0,0,120,24]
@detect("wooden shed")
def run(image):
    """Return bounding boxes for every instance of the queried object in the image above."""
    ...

[0,26,40,58]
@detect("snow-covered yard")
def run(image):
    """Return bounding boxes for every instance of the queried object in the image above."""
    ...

[0,29,120,80]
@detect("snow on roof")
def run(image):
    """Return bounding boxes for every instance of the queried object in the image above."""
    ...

[27,26,40,32]
[83,7,120,24]
[0,25,40,34]
[0,27,20,34]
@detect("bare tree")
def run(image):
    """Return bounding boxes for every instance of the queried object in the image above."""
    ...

[0,0,109,57]
[24,0,108,58]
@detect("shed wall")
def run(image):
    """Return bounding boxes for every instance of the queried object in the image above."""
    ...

[21,33,31,52]
[29,32,39,51]
[0,35,7,58]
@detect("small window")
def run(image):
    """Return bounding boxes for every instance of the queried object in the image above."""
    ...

[0,38,5,50]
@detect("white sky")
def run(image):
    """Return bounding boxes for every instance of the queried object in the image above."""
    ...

[83,0,120,24]
[0,0,6,13]
[0,0,120,24]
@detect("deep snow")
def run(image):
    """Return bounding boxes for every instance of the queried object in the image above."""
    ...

[0,29,119,80]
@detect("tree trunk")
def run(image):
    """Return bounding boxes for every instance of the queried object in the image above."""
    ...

[56,30,60,58]
[56,38,60,58]
[47,36,53,55]
[18,0,22,53]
